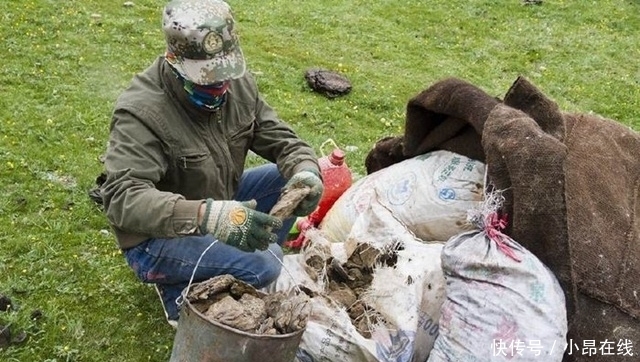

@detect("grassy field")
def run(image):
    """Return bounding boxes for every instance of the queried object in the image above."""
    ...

[1,0,638,360]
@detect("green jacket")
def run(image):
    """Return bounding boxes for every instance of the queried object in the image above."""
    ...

[102,57,320,249]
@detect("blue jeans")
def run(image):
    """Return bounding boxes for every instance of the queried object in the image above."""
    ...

[122,163,295,321]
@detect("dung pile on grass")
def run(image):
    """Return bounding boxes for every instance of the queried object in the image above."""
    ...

[0,293,38,349]
[187,275,310,335]
[304,242,401,338]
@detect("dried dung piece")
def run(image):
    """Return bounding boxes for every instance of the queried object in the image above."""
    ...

[274,294,310,334]
[304,68,352,98]
[190,298,217,314]
[257,317,277,335]
[0,295,12,312]
[304,254,324,282]
[188,274,236,301]
[270,186,310,220]
[348,300,366,321]
[30,309,43,321]
[348,244,381,270]
[239,294,267,320]
[303,242,333,281]
[230,281,260,299]
[347,267,364,282]
[355,313,384,339]
[263,291,288,318]
[328,288,357,309]
[303,242,399,337]
[188,275,309,335]
[205,295,260,332]
[204,294,266,332]
[327,258,354,283]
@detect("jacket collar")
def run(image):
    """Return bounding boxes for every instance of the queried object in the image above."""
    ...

[160,58,222,121]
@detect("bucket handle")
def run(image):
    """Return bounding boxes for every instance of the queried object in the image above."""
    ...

[175,240,303,308]
[176,239,220,307]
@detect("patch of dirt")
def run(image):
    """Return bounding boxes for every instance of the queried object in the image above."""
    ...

[186,275,310,335]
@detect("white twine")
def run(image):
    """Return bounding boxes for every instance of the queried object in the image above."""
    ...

[467,165,508,229]
[466,167,521,261]
[175,239,303,308]
[267,248,303,295]
[467,187,506,229]
[176,239,219,307]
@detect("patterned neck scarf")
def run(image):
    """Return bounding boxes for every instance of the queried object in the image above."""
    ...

[168,63,230,111]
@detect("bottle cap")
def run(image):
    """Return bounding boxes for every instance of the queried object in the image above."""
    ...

[329,149,345,165]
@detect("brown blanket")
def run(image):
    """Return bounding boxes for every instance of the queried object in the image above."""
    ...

[365,78,497,173]
[366,76,640,361]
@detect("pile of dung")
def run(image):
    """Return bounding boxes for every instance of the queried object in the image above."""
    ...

[0,293,42,349]
[303,242,401,338]
[186,275,309,335]
[304,68,352,98]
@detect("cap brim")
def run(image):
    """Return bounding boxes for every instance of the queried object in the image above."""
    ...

[172,46,246,85]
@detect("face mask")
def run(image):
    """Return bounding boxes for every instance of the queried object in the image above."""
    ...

[183,80,230,111]
[169,63,230,111]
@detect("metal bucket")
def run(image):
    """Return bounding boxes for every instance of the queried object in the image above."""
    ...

[169,285,305,362]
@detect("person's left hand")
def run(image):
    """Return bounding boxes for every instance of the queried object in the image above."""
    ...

[282,170,323,216]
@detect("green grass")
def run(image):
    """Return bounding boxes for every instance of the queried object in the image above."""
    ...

[1,0,638,360]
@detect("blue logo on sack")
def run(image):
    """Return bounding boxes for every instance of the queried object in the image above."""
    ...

[438,188,456,201]
[387,172,417,206]
[376,329,415,362]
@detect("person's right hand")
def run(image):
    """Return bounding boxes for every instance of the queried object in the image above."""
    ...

[199,199,282,252]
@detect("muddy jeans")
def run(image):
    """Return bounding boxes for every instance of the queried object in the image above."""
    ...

[122,163,293,321]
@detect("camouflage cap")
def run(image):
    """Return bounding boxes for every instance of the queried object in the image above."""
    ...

[162,0,246,85]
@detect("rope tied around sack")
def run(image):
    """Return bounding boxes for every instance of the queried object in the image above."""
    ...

[467,188,522,262]
[484,212,522,262]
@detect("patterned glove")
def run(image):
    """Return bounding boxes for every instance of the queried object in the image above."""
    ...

[282,169,324,216]
[199,199,283,252]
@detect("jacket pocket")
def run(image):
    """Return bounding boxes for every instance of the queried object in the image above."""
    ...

[177,152,211,169]
[173,151,218,200]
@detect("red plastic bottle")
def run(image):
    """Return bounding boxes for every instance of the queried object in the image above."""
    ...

[286,148,352,248]
[308,148,352,226]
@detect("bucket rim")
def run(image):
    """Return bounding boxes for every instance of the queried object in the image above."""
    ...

[180,283,306,340]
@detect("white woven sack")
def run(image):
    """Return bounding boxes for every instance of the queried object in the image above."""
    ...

[273,203,447,361]
[319,150,484,244]
[427,227,568,362]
